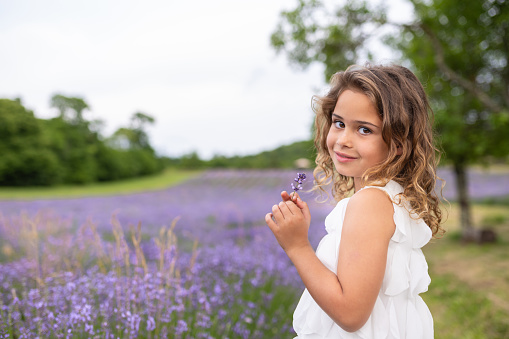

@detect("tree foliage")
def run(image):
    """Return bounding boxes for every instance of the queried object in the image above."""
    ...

[50,94,90,124]
[395,0,509,239]
[165,140,316,169]
[395,0,509,162]
[108,112,156,151]
[0,97,163,186]
[271,0,387,80]
[0,99,61,185]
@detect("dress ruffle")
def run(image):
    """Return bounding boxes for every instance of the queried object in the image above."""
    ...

[293,181,434,338]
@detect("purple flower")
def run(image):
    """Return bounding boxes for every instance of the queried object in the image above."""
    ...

[146,316,156,332]
[176,320,188,334]
[291,173,307,193]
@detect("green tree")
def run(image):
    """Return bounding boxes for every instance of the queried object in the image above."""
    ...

[180,151,205,169]
[106,112,163,176]
[50,94,90,124]
[0,95,164,186]
[45,117,100,184]
[109,112,156,151]
[0,99,62,185]
[393,0,509,240]
[271,0,509,240]
[271,0,387,80]
[129,112,156,150]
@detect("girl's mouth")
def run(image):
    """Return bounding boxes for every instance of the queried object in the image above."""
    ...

[335,152,357,163]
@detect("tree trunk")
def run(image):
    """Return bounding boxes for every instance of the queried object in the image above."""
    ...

[453,162,477,242]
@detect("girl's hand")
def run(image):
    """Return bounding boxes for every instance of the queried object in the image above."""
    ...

[281,190,298,203]
[265,192,312,256]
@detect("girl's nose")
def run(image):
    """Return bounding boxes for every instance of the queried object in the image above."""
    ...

[336,129,353,148]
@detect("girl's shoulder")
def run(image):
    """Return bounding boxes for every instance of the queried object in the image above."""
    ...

[358,180,404,201]
[354,180,433,246]
[348,180,403,212]
[344,185,396,240]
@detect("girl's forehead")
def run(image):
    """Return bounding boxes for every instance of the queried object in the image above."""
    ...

[333,90,382,124]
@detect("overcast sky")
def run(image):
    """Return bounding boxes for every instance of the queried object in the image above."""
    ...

[0,0,409,159]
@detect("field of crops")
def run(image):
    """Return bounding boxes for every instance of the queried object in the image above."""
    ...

[1,168,508,338]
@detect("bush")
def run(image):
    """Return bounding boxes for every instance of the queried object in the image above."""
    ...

[0,99,63,186]
[0,98,164,186]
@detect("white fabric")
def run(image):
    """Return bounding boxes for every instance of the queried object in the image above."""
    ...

[293,180,433,338]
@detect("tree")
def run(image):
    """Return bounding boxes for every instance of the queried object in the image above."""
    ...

[110,112,156,151]
[129,112,155,150]
[393,0,509,240]
[106,112,162,176]
[271,0,387,80]
[50,94,90,124]
[44,117,100,184]
[0,99,62,185]
[271,0,509,241]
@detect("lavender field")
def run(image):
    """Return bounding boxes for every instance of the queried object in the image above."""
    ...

[0,168,508,338]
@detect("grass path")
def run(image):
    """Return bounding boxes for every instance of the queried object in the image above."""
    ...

[423,203,509,338]
[0,168,201,200]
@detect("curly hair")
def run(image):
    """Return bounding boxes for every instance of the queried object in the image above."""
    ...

[312,64,444,236]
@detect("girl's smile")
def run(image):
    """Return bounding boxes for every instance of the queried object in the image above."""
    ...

[326,89,390,191]
[333,151,357,162]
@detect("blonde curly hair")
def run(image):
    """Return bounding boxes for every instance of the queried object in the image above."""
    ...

[313,64,444,236]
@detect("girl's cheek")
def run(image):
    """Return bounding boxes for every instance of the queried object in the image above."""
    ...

[326,130,335,150]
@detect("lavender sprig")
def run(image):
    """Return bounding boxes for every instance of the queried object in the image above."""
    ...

[290,173,306,196]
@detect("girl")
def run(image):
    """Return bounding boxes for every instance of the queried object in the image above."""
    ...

[265,64,443,338]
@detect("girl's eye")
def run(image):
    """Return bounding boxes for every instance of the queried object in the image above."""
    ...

[334,121,345,128]
[359,127,372,135]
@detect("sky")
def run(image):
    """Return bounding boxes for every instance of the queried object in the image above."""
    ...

[0,0,410,159]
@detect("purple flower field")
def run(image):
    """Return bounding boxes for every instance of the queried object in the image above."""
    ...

[436,167,509,201]
[0,170,333,338]
[0,168,507,338]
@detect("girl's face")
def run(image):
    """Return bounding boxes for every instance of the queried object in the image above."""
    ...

[326,89,389,191]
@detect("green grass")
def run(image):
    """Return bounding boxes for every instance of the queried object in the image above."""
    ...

[423,273,509,338]
[422,202,509,338]
[0,168,201,200]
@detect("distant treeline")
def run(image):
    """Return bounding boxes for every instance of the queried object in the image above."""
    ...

[164,140,316,169]
[0,97,163,186]
[1,96,315,187]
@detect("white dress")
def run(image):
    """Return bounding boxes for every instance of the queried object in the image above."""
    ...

[293,180,433,339]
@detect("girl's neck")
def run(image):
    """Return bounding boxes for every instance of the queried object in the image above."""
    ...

[353,177,391,193]
[353,177,362,193]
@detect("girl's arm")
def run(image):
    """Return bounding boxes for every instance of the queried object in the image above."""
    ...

[265,188,395,332]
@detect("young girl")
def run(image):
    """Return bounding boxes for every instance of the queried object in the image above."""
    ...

[265,64,443,338]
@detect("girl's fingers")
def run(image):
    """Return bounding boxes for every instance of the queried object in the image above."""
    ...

[291,192,303,205]
[287,191,306,210]
[265,213,277,230]
[279,201,294,215]
[293,195,306,209]
[281,191,292,202]
[298,199,311,221]
[285,200,301,215]
[272,204,284,221]
[285,196,311,220]
[289,200,311,224]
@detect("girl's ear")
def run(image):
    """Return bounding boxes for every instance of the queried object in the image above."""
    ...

[396,144,403,156]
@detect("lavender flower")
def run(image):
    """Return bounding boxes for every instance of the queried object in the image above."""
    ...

[291,173,307,194]
[0,170,332,338]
